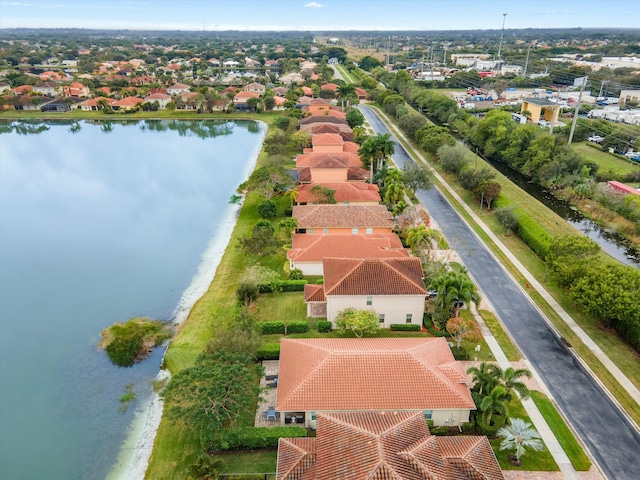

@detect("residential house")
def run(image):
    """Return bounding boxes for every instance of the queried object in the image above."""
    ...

[96,86,112,96]
[39,71,63,81]
[32,82,59,97]
[279,72,305,84]
[355,87,368,101]
[176,92,201,110]
[244,58,261,68]
[288,233,407,275]
[233,91,260,109]
[0,83,11,94]
[320,82,339,94]
[272,96,287,110]
[79,97,115,111]
[40,97,81,112]
[244,82,266,95]
[298,115,349,128]
[295,152,367,183]
[275,338,475,428]
[273,86,288,97]
[293,204,392,235]
[305,257,427,326]
[276,410,503,480]
[208,58,221,67]
[309,133,359,153]
[296,182,381,205]
[301,86,314,96]
[300,60,317,70]
[223,60,240,68]
[145,93,172,109]
[111,97,144,111]
[520,97,560,125]
[167,82,190,96]
[265,59,281,70]
[301,123,354,142]
[61,82,90,98]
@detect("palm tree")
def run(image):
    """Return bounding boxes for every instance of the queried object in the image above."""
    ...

[480,385,508,426]
[187,454,226,480]
[358,137,377,180]
[467,362,502,396]
[503,367,532,401]
[337,83,356,102]
[498,418,544,462]
[406,224,432,252]
[384,182,405,206]
[286,186,299,207]
[430,270,479,317]
[374,133,395,172]
[278,217,298,242]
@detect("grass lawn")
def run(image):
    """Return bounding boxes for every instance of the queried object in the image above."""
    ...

[530,391,592,471]
[459,309,495,361]
[215,450,277,476]
[572,142,640,177]
[255,291,308,324]
[479,309,522,361]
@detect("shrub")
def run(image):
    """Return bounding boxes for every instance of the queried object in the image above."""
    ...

[461,420,475,433]
[426,420,435,428]
[495,205,519,233]
[259,279,308,293]
[201,426,306,451]
[450,346,469,360]
[256,343,280,360]
[316,320,332,333]
[261,321,286,335]
[288,268,303,280]
[390,323,421,331]
[476,414,506,436]
[237,280,259,306]
[286,322,309,334]
[257,199,278,219]
[430,425,450,436]
[106,334,143,367]
[513,210,551,259]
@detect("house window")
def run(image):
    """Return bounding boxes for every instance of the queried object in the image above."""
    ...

[366,296,373,306]
[323,228,328,234]
[309,228,314,234]
[352,228,359,234]
[343,201,350,205]
[406,314,413,324]
[379,314,385,323]
[311,412,316,420]
[424,410,433,420]
[366,228,373,234]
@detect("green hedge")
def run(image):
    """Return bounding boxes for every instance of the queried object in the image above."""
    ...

[261,321,286,334]
[390,323,422,331]
[316,320,332,333]
[513,208,551,259]
[256,343,280,360]
[430,425,449,436]
[201,426,306,451]
[461,420,475,433]
[476,415,506,436]
[286,321,309,334]
[450,346,469,360]
[258,279,308,293]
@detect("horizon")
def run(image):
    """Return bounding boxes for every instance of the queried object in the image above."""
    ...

[1,0,639,32]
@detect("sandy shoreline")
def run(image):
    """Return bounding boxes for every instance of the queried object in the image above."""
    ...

[106,121,267,480]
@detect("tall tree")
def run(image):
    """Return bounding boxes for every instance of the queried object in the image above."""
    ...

[334,308,380,338]
[480,385,508,425]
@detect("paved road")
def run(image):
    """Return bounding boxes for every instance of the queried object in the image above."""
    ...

[359,105,640,480]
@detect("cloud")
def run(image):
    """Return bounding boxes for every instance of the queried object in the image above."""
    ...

[304,2,326,8]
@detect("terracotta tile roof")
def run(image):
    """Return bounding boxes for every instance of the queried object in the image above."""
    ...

[305,106,346,119]
[300,123,352,135]
[80,97,115,107]
[11,85,33,94]
[311,133,343,146]
[112,97,143,107]
[293,205,392,230]
[323,257,427,296]
[309,98,331,106]
[320,83,339,91]
[234,91,260,100]
[168,82,190,90]
[301,86,314,95]
[145,93,171,100]
[295,152,362,169]
[299,116,348,126]
[355,87,368,97]
[273,411,505,480]
[289,233,407,263]
[304,284,326,302]
[297,182,380,204]
[296,96,314,105]
[346,166,369,181]
[276,338,474,412]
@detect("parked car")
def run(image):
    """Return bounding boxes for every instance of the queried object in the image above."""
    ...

[588,135,604,143]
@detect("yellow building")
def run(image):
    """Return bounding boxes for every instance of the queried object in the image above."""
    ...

[521,97,561,125]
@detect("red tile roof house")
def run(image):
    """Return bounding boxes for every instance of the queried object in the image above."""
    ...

[296,182,381,205]
[275,338,475,429]
[293,204,392,235]
[276,410,503,480]
[32,82,59,97]
[288,233,408,276]
[295,153,369,184]
[111,97,144,111]
[166,82,190,96]
[304,257,427,327]
[233,91,260,108]
[79,97,116,111]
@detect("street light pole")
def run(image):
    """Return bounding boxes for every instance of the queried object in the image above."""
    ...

[497,13,507,60]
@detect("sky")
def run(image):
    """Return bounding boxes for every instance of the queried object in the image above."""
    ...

[0,0,638,31]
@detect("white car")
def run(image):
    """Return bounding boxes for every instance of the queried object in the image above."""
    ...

[588,135,604,143]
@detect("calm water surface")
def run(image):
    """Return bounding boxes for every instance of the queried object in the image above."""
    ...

[0,119,265,479]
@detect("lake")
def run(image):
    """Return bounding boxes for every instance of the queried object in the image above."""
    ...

[0,119,265,480]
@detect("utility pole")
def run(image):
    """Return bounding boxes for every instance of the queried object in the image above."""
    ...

[523,44,531,77]
[497,13,507,59]
[568,76,588,147]
[598,80,606,99]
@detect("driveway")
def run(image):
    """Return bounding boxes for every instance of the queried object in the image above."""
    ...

[359,105,640,480]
